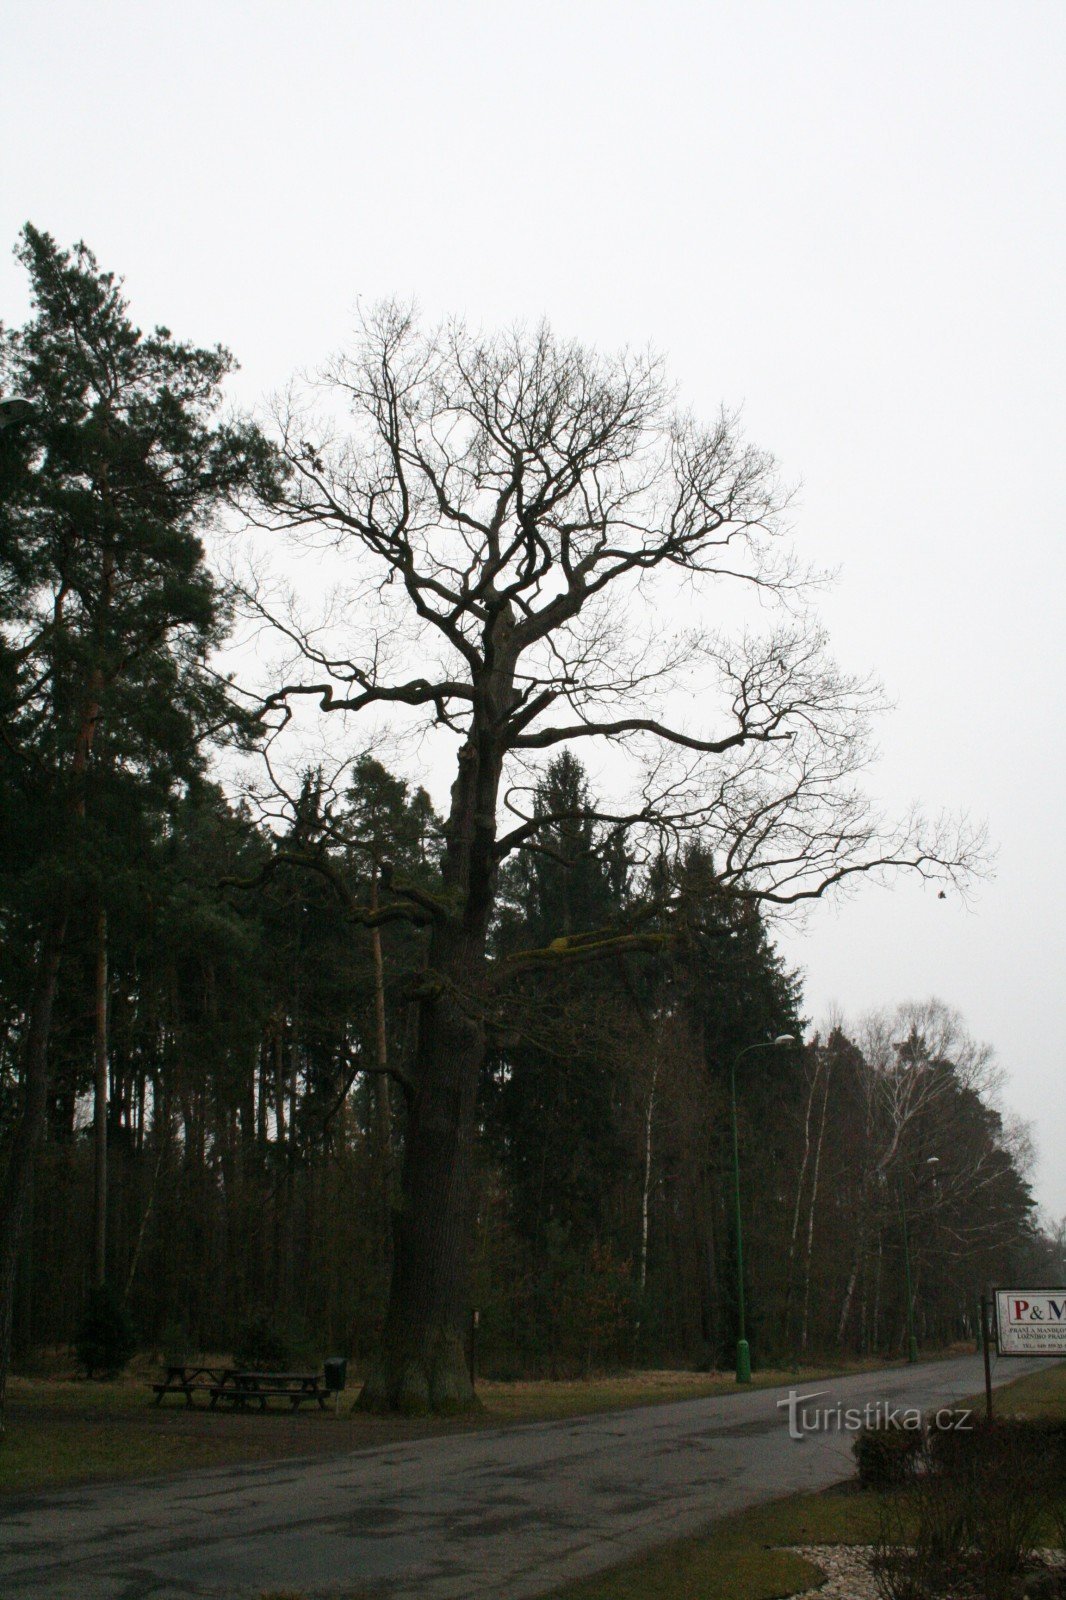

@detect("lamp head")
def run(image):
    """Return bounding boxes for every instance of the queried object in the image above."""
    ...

[0,396,37,429]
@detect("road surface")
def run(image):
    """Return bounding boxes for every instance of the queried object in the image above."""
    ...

[0,1354,1045,1599]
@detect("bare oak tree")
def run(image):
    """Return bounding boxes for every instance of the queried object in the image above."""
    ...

[247,307,983,1412]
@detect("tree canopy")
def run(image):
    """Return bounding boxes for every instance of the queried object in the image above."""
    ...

[242,306,986,1411]
[0,238,1033,1430]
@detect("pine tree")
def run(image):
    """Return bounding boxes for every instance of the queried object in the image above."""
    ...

[0,225,275,1425]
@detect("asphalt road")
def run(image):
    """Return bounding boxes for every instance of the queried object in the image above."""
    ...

[0,1354,1046,1600]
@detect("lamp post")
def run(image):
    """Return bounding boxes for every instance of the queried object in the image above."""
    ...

[729,1033,797,1382]
[898,1155,939,1363]
[0,396,37,431]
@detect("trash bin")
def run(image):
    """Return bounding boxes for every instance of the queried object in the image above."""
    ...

[324,1357,347,1393]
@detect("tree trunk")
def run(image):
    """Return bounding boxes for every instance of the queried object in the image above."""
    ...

[92,904,109,1286]
[358,620,516,1414]
[783,1051,819,1342]
[357,931,482,1413]
[273,1025,286,1146]
[257,1043,269,1148]
[124,1134,166,1302]
[0,907,69,1430]
[871,1232,883,1354]
[3,619,107,1407]
[799,1065,831,1356]
[13,1172,35,1359]
[837,1201,867,1351]
[639,1060,660,1297]
[368,870,396,1280]
[368,871,396,1223]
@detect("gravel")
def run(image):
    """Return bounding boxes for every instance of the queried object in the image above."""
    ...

[784,1545,1066,1600]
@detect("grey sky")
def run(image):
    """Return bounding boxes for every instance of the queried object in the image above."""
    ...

[3,2,1063,1215]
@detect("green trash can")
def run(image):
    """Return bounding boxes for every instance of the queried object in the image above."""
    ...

[324,1357,347,1392]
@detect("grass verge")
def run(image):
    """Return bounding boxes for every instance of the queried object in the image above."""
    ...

[981,1360,1066,1421]
[476,1360,900,1424]
[254,1486,907,1600]
[548,1486,901,1600]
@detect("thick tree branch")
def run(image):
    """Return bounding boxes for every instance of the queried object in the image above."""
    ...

[491,929,672,987]
[219,851,434,928]
[512,715,792,754]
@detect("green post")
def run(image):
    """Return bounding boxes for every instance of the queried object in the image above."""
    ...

[729,1052,750,1383]
[898,1179,918,1363]
[726,1035,797,1385]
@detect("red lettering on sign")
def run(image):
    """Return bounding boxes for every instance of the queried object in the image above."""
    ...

[1014,1300,1030,1321]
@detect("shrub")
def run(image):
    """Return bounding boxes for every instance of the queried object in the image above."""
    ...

[159,1319,192,1366]
[76,1283,137,1378]
[480,1348,524,1383]
[968,1422,1057,1600]
[871,1417,1064,1600]
[475,1223,634,1378]
[853,1419,926,1489]
[233,1309,316,1371]
[1045,1421,1066,1553]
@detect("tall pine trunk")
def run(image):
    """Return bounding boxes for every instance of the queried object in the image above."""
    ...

[0,907,69,1429]
[0,661,100,1425]
[369,871,396,1233]
[92,904,109,1286]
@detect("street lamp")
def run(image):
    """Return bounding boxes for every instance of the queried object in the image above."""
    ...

[729,1033,798,1383]
[0,397,37,510]
[0,396,37,430]
[899,1155,939,1363]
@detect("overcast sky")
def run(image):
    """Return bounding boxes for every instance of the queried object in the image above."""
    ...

[3,1,1064,1216]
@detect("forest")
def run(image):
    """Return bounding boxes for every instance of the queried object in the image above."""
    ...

[0,226,1052,1416]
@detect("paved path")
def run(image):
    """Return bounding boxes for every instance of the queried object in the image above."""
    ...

[0,1355,1045,1599]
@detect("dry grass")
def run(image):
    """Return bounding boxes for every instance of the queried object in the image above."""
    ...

[478,1363,860,1423]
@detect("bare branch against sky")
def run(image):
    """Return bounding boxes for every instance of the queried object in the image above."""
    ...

[1,0,1062,1209]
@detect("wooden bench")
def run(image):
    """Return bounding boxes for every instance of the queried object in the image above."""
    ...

[151,1365,227,1407]
[207,1371,329,1411]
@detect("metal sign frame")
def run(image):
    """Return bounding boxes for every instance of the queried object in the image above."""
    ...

[991,1286,1066,1357]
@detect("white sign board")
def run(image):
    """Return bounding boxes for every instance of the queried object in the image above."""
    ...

[994,1289,1066,1356]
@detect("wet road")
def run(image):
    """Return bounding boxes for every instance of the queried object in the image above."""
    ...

[0,1354,1044,1599]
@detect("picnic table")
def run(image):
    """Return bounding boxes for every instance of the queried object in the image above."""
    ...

[208,1370,330,1411]
[151,1364,228,1407]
